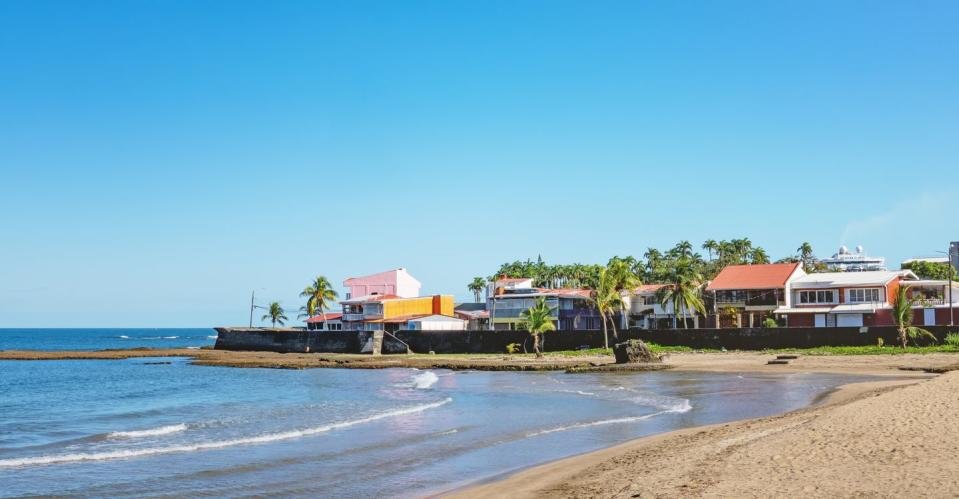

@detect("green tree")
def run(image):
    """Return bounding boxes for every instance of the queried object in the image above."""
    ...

[467,277,487,303]
[656,259,707,329]
[797,242,815,272]
[750,248,770,264]
[902,260,957,281]
[262,302,288,327]
[519,297,556,357]
[592,267,626,349]
[892,286,936,348]
[300,276,339,321]
[702,239,718,261]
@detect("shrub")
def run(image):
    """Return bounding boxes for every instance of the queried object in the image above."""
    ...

[877,337,884,348]
[505,343,521,354]
[762,317,778,328]
[945,333,959,348]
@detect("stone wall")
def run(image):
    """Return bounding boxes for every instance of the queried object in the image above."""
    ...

[214,325,958,354]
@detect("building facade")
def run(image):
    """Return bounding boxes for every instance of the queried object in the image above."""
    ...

[706,262,806,328]
[342,268,421,300]
[341,294,455,332]
[490,288,603,331]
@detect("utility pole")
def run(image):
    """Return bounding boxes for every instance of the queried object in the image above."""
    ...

[249,290,255,328]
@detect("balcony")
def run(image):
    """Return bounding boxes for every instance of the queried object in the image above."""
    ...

[342,313,365,322]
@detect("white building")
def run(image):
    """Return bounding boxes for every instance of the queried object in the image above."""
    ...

[820,245,886,272]
[406,314,467,331]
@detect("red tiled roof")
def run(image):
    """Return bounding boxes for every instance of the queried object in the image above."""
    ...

[635,284,668,294]
[305,313,343,323]
[497,277,531,283]
[706,263,801,291]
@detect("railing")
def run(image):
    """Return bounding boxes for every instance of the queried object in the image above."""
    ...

[342,313,365,322]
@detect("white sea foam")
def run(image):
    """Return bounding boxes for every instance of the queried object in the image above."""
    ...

[526,399,693,437]
[109,424,187,439]
[207,335,218,339]
[525,402,691,438]
[411,371,439,389]
[162,336,179,339]
[0,398,452,468]
[118,335,130,339]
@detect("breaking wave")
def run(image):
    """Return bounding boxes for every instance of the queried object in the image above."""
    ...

[118,335,130,339]
[0,398,452,468]
[109,424,187,439]
[411,371,439,389]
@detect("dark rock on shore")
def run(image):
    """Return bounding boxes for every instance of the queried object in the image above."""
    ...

[613,339,660,364]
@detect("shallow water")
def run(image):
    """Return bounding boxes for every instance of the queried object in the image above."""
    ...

[0,355,876,498]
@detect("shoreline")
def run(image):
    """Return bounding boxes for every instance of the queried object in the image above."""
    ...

[446,373,958,498]
[1,348,957,375]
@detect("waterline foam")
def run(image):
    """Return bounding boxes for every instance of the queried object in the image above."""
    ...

[525,403,692,438]
[0,398,452,468]
[109,424,188,439]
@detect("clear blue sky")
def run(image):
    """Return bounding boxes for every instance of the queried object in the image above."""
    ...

[1,1,957,327]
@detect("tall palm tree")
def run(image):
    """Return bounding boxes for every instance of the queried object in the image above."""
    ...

[656,259,707,329]
[892,286,936,349]
[592,267,626,349]
[797,242,814,272]
[702,239,718,261]
[674,240,694,259]
[300,276,339,322]
[467,277,486,303]
[519,297,556,357]
[262,302,288,327]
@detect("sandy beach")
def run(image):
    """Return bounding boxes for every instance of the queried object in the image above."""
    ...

[450,371,959,498]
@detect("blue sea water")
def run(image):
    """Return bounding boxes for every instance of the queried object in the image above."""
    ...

[0,330,880,497]
[0,328,217,351]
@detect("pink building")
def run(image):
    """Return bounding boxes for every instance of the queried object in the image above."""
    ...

[342,268,421,300]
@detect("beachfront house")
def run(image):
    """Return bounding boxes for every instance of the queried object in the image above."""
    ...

[341,294,455,333]
[771,269,956,327]
[628,284,701,329]
[305,313,343,331]
[706,262,806,328]
[490,287,603,331]
[454,303,490,330]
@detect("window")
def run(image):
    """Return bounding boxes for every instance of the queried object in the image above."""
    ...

[799,290,835,304]
[848,288,881,303]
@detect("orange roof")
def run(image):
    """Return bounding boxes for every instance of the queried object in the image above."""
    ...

[706,263,801,291]
[635,284,668,294]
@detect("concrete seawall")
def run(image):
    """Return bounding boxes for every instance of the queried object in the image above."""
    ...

[214,326,958,354]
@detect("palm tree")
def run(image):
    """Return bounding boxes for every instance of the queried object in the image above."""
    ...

[702,239,718,261]
[467,277,486,303]
[892,286,936,349]
[592,268,626,350]
[519,297,556,357]
[656,259,707,329]
[262,302,288,327]
[674,240,694,259]
[300,276,339,322]
[797,242,814,272]
[750,248,770,265]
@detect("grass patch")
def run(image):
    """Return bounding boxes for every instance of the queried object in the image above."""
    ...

[764,345,959,356]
